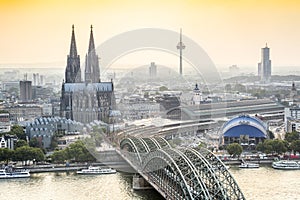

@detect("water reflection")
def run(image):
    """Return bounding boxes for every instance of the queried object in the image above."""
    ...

[230,165,300,200]
[0,167,299,200]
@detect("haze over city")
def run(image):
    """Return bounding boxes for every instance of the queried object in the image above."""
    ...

[1,0,300,74]
[1,1,300,200]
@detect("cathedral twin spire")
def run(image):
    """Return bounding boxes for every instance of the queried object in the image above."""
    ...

[65,25,100,83]
[69,25,78,57]
[85,25,100,83]
[88,25,95,54]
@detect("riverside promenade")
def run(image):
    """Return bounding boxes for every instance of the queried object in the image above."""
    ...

[20,157,280,173]
[25,161,130,173]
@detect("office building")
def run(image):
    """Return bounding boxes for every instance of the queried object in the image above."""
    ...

[19,81,32,102]
[149,62,157,78]
[258,44,272,82]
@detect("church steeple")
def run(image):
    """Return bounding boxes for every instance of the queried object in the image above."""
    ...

[292,82,296,91]
[70,25,78,57]
[88,25,95,54]
[192,83,202,105]
[85,25,100,83]
[65,25,81,83]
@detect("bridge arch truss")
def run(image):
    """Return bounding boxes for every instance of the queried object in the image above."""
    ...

[120,137,245,200]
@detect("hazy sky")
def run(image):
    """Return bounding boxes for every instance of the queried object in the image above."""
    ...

[1,0,300,69]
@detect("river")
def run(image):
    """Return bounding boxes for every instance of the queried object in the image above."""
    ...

[0,165,299,200]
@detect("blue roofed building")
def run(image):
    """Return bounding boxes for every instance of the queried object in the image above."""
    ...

[221,115,268,149]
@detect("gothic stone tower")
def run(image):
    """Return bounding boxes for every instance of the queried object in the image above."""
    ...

[85,25,100,83]
[60,25,116,124]
[65,25,81,83]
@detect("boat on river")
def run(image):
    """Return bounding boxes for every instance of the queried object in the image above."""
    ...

[0,167,30,179]
[77,166,117,175]
[239,159,259,168]
[272,160,300,170]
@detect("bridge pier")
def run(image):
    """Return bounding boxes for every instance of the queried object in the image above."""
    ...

[132,174,153,190]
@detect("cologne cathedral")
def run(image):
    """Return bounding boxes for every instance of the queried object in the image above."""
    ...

[60,25,116,124]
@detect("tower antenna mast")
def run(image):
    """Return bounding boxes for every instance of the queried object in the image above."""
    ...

[176,28,185,76]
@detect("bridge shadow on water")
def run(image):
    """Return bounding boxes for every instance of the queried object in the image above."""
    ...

[119,171,164,200]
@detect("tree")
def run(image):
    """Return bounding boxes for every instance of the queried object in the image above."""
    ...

[256,139,287,154]
[255,142,264,152]
[15,140,29,149]
[13,146,31,164]
[285,131,299,143]
[51,150,67,164]
[0,110,9,114]
[90,131,103,147]
[31,148,45,162]
[0,148,13,163]
[50,136,58,150]
[282,140,290,152]
[13,146,44,164]
[65,140,96,162]
[262,140,275,154]
[29,137,40,148]
[226,143,243,157]
[10,125,26,140]
[272,139,287,154]
[159,86,168,91]
[290,140,300,154]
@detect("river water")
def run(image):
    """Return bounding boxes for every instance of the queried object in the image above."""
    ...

[0,165,299,200]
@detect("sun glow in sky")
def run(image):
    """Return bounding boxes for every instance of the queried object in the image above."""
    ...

[1,0,300,70]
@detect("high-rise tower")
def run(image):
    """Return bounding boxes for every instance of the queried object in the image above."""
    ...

[149,62,157,78]
[65,25,81,83]
[258,43,271,82]
[20,80,32,102]
[85,25,100,83]
[177,29,185,76]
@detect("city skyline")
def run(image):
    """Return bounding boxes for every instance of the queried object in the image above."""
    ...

[1,0,300,71]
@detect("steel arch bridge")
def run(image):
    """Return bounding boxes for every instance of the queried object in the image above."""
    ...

[119,137,245,200]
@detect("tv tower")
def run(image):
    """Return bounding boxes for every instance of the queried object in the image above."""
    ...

[176,28,185,76]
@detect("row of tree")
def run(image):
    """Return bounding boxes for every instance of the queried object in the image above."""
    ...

[51,126,103,163]
[0,146,44,164]
[256,139,288,154]
[51,140,96,163]
[226,131,300,157]
[0,139,98,165]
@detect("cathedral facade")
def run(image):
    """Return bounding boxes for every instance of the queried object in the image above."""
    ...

[60,25,116,124]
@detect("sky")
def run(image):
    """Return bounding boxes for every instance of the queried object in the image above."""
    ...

[1,0,300,71]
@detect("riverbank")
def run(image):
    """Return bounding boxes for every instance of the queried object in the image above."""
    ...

[24,160,272,173]
[223,158,275,165]
[20,161,132,173]
[222,156,300,165]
